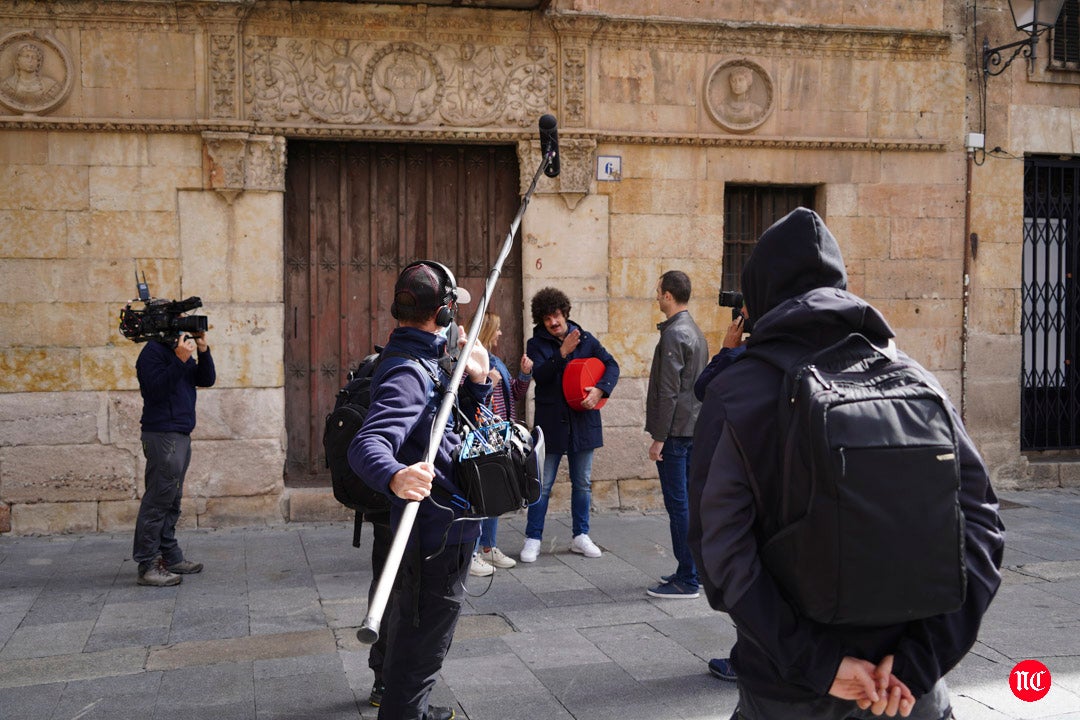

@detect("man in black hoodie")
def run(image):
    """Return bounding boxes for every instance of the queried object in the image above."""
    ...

[688,208,1004,719]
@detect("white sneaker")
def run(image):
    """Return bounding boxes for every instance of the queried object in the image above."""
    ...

[469,553,494,577]
[480,546,517,569]
[519,538,542,563]
[570,534,602,558]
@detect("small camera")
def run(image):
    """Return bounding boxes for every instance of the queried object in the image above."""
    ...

[718,290,744,320]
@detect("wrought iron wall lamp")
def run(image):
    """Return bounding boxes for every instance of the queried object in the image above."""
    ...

[983,0,1067,77]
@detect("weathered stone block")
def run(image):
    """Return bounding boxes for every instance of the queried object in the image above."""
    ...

[185,439,284,498]
[0,348,82,393]
[0,131,48,165]
[592,426,654,482]
[11,501,97,535]
[287,487,353,523]
[71,210,179,259]
[0,165,88,212]
[0,210,68,258]
[616,477,663,512]
[0,391,104,447]
[177,191,231,302]
[98,498,140,531]
[0,502,10,533]
[590,478,619,510]
[863,259,960,301]
[889,217,962,260]
[200,494,285,528]
[1,443,137,502]
[964,378,1021,432]
[190,388,284,441]
[197,303,284,388]
[965,332,1022,381]
[524,195,610,279]
[232,193,285,303]
[0,302,114,348]
[82,345,143,392]
[825,215,890,261]
[49,132,149,167]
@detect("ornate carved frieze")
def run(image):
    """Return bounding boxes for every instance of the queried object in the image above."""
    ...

[0,30,73,115]
[549,14,950,60]
[203,131,286,202]
[243,37,557,128]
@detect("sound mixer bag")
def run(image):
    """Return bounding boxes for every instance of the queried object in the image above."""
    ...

[454,421,544,517]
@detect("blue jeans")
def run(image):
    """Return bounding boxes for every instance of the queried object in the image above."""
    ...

[525,449,593,540]
[478,517,498,549]
[657,436,698,587]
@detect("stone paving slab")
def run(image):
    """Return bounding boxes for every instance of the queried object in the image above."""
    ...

[1,490,1079,719]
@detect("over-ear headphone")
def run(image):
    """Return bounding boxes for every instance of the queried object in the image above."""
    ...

[391,260,460,327]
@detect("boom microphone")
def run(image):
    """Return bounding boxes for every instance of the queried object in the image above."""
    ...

[539,114,560,178]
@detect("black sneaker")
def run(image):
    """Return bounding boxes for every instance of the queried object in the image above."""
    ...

[424,707,455,720]
[166,560,203,574]
[647,579,700,599]
[137,557,182,587]
[708,657,737,681]
[368,680,385,707]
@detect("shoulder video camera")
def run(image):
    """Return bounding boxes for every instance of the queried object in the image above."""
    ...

[119,272,207,343]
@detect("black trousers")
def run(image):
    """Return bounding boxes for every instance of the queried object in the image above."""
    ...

[132,431,191,568]
[377,541,471,720]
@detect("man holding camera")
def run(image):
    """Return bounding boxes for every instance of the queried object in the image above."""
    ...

[133,330,215,587]
[645,270,708,599]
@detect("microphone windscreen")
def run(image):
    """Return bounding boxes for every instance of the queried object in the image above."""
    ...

[538,114,560,178]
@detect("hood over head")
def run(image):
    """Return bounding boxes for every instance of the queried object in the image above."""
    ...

[740,207,847,324]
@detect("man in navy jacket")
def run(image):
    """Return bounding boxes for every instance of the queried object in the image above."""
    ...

[689,208,1004,719]
[519,287,619,563]
[349,260,491,720]
[133,329,215,587]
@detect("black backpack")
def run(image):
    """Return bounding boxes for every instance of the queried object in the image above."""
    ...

[748,333,967,627]
[323,352,393,520]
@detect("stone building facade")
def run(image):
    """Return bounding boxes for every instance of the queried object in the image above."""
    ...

[0,0,1075,535]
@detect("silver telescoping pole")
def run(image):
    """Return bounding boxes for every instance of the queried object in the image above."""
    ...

[357,130,557,645]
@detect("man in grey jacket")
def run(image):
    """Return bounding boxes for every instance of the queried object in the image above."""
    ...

[645,270,709,598]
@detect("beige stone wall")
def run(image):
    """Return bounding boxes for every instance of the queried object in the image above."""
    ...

[5,0,1054,533]
[962,1,1080,489]
[0,126,287,533]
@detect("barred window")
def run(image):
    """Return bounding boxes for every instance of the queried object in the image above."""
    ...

[1021,156,1080,450]
[722,185,817,293]
[1051,0,1080,69]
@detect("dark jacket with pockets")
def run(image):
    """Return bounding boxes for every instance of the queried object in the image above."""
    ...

[137,339,216,434]
[688,208,1005,703]
[526,320,619,455]
[348,326,491,554]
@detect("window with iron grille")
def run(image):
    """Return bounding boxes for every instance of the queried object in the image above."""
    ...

[1051,0,1080,69]
[1021,156,1080,450]
[722,185,817,292]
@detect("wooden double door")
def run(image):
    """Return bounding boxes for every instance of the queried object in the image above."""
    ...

[284,140,523,487]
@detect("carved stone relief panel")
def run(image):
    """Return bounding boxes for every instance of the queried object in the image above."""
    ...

[203,131,286,202]
[0,30,73,115]
[243,37,556,127]
[209,33,238,119]
[704,58,774,134]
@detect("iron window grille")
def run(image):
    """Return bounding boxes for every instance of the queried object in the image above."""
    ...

[722,185,817,293]
[1021,156,1080,450]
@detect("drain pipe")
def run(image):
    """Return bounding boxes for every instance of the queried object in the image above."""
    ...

[961,149,976,426]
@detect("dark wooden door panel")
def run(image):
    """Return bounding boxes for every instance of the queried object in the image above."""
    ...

[284,141,522,487]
